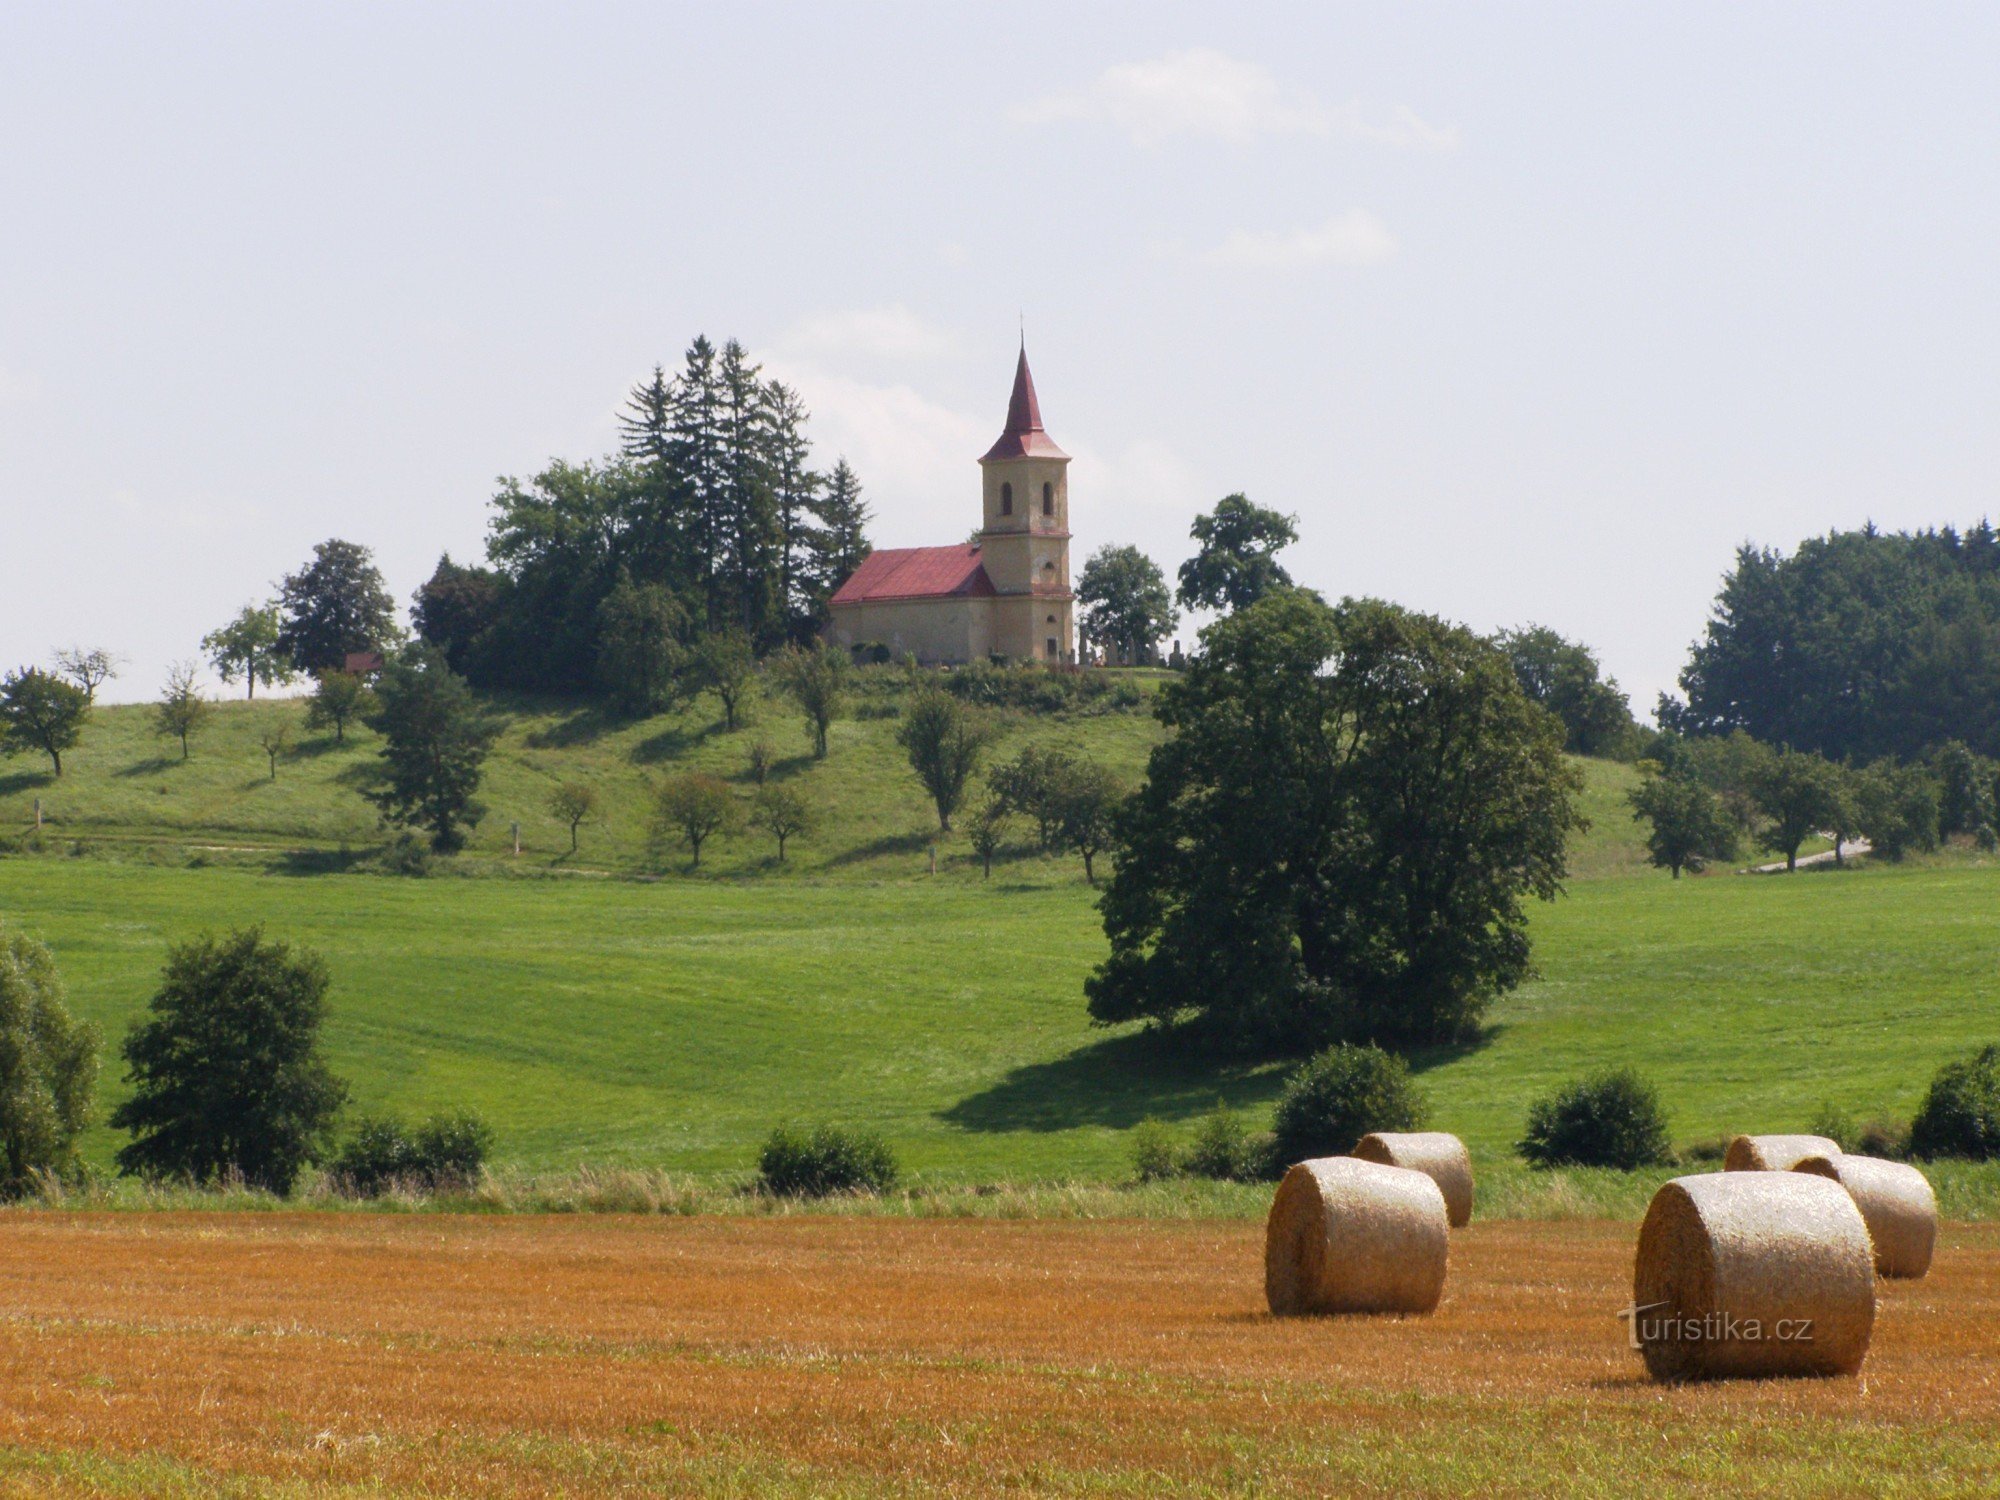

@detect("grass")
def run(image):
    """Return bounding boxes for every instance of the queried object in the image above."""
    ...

[0,1211,1994,1496]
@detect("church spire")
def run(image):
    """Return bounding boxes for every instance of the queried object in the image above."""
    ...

[981,344,1069,462]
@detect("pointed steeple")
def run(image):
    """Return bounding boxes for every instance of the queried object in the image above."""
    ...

[981,343,1069,462]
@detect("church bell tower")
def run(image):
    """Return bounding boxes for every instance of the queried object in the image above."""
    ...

[977,346,1074,663]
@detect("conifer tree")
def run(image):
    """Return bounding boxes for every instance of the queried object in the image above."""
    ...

[667,337,728,627]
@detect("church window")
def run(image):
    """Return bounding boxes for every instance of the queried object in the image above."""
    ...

[1046,638,1058,658]
[1001,482,1012,515]
[1042,482,1053,516]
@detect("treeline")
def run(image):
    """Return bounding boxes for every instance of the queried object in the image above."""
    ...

[413,336,872,695]
[1665,522,2000,761]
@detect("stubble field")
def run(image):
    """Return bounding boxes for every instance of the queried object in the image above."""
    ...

[0,1211,1996,1497]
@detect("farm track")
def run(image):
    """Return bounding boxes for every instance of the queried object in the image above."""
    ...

[0,1214,1996,1496]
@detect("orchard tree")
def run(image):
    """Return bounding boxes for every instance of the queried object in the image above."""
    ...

[1087,592,1584,1053]
[111,927,347,1195]
[259,724,290,782]
[1175,494,1298,614]
[1077,544,1177,664]
[750,782,813,862]
[547,782,599,854]
[697,629,757,731]
[0,668,88,777]
[202,603,295,700]
[968,801,1008,879]
[153,662,212,761]
[1751,747,1848,872]
[653,773,739,869]
[51,648,121,703]
[1854,761,1941,861]
[276,539,399,672]
[897,689,998,831]
[1627,766,1736,878]
[773,641,849,759]
[0,929,99,1197]
[988,745,1077,850]
[1051,758,1122,885]
[304,669,374,743]
[364,646,497,853]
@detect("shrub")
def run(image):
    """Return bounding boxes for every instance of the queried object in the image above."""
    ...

[332,1109,493,1197]
[1910,1045,2000,1160]
[757,1124,899,1197]
[1518,1068,1671,1169]
[1857,1118,1910,1159]
[0,929,99,1198]
[1180,1104,1266,1181]
[1268,1044,1428,1170]
[1809,1102,1859,1154]
[1128,1120,1179,1183]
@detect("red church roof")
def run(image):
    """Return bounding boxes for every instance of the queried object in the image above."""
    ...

[828,544,997,606]
[980,346,1069,462]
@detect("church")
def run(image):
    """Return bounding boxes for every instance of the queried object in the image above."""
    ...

[824,346,1075,665]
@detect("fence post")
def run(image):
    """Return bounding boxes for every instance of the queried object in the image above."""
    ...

[511,821,521,857]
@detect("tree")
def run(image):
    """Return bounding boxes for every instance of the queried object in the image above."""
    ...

[363,646,497,854]
[548,782,599,854]
[988,745,1078,849]
[0,668,88,777]
[110,927,348,1195]
[807,458,873,623]
[968,800,1008,879]
[896,689,999,831]
[1077,544,1177,664]
[275,538,399,672]
[259,724,290,782]
[1050,758,1122,885]
[304,669,374,744]
[595,576,695,718]
[1932,740,1995,841]
[1750,747,1848,872]
[202,603,295,700]
[1627,765,1737,878]
[1494,626,1637,757]
[1087,592,1584,1053]
[750,782,813,862]
[0,929,99,1197]
[772,641,849,758]
[1853,760,1940,861]
[154,661,211,762]
[410,554,505,677]
[697,629,757,731]
[653,773,739,869]
[51,648,121,703]
[1175,494,1298,614]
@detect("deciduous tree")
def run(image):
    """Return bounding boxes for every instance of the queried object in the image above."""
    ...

[276,539,399,672]
[51,648,121,703]
[547,782,599,854]
[773,641,849,759]
[1078,544,1177,664]
[1627,765,1736,878]
[897,689,998,831]
[154,661,211,761]
[363,646,497,854]
[1175,494,1298,614]
[750,782,813,862]
[652,773,739,869]
[0,668,88,777]
[304,669,374,744]
[0,929,98,1197]
[203,603,295,700]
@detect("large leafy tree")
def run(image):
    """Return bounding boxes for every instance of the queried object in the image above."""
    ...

[1078,544,1178,664]
[0,929,99,1197]
[483,459,630,694]
[1087,592,1584,1053]
[897,689,998,831]
[111,928,347,1195]
[1750,746,1849,872]
[364,646,498,853]
[1627,766,1737,878]
[1494,625,1636,757]
[1175,494,1298,614]
[0,668,88,777]
[410,554,506,678]
[594,577,696,718]
[203,603,295,700]
[276,539,399,672]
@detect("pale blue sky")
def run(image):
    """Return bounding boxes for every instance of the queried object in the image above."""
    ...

[5,4,1999,711]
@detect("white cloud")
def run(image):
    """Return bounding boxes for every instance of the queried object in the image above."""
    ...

[1012,50,1455,150]
[1202,211,1398,270]
[775,305,958,365]
[0,365,42,403]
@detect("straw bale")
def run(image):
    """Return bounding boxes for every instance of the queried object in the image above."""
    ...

[1351,1131,1474,1228]
[1264,1156,1448,1316]
[1723,1134,1843,1172]
[1792,1154,1937,1279]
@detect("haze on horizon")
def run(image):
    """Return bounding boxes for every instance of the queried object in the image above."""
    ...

[5,4,1998,712]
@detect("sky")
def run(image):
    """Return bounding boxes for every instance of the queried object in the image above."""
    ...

[5,3,2000,713]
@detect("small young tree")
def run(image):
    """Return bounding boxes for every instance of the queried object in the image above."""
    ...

[773,641,850,759]
[698,629,757,731]
[653,773,739,869]
[304,669,375,744]
[1627,766,1737,878]
[547,782,599,854]
[746,739,775,785]
[751,782,813,862]
[1750,747,1848,871]
[0,930,100,1197]
[51,648,121,704]
[110,927,349,1194]
[364,646,497,853]
[202,603,296,700]
[154,661,212,762]
[1051,758,1122,885]
[897,689,998,831]
[259,724,290,782]
[968,801,1008,879]
[0,667,89,777]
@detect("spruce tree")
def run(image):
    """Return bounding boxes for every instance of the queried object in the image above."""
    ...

[763,380,823,642]
[808,458,873,615]
[667,337,728,627]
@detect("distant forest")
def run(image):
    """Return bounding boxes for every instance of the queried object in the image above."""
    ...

[1664,522,2000,760]
[414,335,872,694]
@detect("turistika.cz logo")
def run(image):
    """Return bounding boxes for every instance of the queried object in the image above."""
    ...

[1617,1301,1815,1350]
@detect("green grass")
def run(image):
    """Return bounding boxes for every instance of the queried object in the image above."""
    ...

[5,850,1999,1202]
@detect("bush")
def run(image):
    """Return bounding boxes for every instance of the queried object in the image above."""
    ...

[332,1110,493,1197]
[1129,1120,1179,1183]
[1518,1068,1671,1169]
[1857,1118,1909,1159]
[1910,1045,2000,1160]
[757,1124,899,1197]
[1810,1102,1859,1154]
[1268,1044,1428,1170]
[1180,1104,1267,1181]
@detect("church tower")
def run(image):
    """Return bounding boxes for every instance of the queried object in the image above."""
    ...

[977,345,1074,663]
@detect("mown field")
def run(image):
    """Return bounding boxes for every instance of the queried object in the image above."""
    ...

[0,1211,1994,1497]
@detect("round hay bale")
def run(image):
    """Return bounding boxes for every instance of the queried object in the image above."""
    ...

[1264,1156,1448,1317]
[1351,1131,1474,1228]
[1723,1134,1843,1172]
[1632,1172,1875,1381]
[1792,1154,1938,1280]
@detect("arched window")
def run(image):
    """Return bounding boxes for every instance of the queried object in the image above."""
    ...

[1042,482,1053,516]
[1001,482,1013,515]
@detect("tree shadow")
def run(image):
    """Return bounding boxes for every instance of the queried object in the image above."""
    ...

[0,770,54,797]
[822,829,937,869]
[113,757,179,778]
[631,722,727,765]
[525,705,624,750]
[940,1028,1291,1135]
[292,735,351,759]
[270,846,374,876]
[1404,1025,1505,1075]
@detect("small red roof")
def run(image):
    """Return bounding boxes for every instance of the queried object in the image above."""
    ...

[980,346,1069,462]
[343,650,385,675]
[829,545,997,606]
